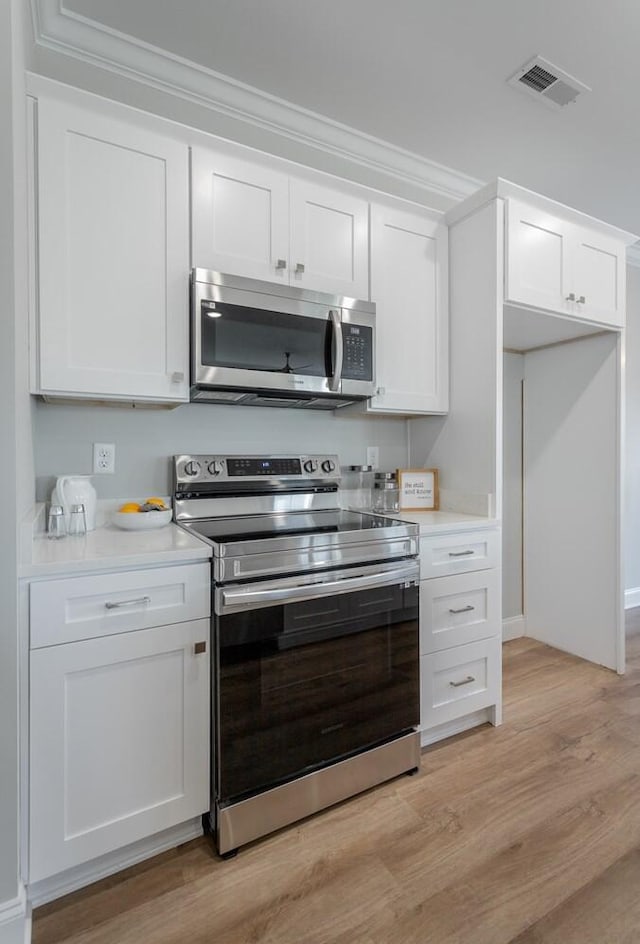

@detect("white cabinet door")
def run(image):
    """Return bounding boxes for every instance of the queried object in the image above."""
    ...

[505,199,573,315]
[367,205,448,414]
[29,619,210,882]
[572,225,625,327]
[289,180,369,298]
[505,199,626,328]
[191,149,290,283]
[36,98,189,402]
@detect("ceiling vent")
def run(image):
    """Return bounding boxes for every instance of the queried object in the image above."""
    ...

[508,56,591,109]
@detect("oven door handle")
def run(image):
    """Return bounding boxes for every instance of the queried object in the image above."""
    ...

[328,309,343,393]
[218,563,419,612]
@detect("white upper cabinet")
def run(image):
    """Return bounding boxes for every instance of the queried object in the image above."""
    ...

[289,180,369,298]
[191,150,290,284]
[35,98,190,402]
[192,148,369,298]
[572,224,625,327]
[505,198,625,327]
[367,204,448,414]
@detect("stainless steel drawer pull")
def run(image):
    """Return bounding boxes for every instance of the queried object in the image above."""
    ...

[577,295,586,304]
[275,258,287,270]
[105,596,151,610]
[448,550,475,557]
[449,675,476,688]
[566,292,576,302]
[194,641,207,654]
[295,262,305,274]
[449,605,475,614]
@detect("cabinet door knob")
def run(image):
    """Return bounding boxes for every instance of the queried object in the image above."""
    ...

[566,293,576,302]
[275,258,287,270]
[295,262,305,274]
[577,295,586,304]
[171,371,184,383]
[376,386,386,396]
[194,641,207,654]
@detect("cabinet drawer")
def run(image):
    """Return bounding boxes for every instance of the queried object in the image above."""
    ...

[420,570,500,654]
[30,563,211,648]
[421,638,500,729]
[419,529,498,579]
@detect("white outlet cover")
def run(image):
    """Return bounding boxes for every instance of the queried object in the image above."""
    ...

[93,442,115,474]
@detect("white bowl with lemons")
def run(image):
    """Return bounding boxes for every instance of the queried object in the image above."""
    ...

[112,498,173,531]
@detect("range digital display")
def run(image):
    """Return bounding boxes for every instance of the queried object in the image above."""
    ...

[227,458,302,476]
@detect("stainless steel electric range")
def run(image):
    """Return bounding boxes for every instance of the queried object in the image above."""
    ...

[173,453,420,856]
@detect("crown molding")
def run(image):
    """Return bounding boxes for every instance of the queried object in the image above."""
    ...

[29,0,483,203]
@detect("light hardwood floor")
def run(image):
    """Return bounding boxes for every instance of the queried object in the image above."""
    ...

[33,631,640,944]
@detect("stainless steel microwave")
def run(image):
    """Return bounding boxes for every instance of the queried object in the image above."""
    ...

[190,270,376,409]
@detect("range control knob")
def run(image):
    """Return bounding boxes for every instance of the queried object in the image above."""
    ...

[303,459,318,474]
[207,460,225,476]
[184,460,201,477]
[321,459,336,473]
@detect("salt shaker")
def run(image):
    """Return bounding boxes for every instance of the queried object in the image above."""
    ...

[47,504,66,540]
[68,503,87,536]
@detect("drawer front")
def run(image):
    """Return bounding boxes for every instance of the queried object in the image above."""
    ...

[420,529,499,579]
[30,563,211,648]
[420,570,500,654]
[421,637,500,729]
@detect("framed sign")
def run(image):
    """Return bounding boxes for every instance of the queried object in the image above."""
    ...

[397,468,439,511]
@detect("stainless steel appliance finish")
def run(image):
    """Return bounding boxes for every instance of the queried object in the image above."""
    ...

[190,271,376,409]
[173,453,420,855]
[217,731,420,854]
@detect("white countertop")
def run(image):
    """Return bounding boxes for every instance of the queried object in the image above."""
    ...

[381,510,498,534]
[22,523,211,579]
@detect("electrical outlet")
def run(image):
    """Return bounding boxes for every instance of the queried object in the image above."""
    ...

[93,442,115,474]
[366,446,379,470]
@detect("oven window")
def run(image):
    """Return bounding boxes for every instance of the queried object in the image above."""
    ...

[201,302,332,377]
[216,583,419,804]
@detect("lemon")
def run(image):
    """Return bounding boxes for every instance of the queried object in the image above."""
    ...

[145,497,166,508]
[119,502,141,513]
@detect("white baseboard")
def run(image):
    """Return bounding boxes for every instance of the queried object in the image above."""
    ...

[0,884,30,944]
[420,708,492,747]
[28,818,203,908]
[625,588,640,609]
[503,615,526,641]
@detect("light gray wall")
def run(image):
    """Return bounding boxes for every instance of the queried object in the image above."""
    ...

[625,266,640,595]
[34,401,408,501]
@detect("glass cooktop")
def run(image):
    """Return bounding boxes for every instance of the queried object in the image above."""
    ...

[185,509,394,545]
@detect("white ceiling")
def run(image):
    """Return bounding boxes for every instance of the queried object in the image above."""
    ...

[62,0,640,234]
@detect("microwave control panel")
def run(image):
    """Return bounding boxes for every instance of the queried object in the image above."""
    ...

[341,324,373,381]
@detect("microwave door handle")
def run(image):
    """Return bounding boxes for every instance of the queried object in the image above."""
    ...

[329,309,343,392]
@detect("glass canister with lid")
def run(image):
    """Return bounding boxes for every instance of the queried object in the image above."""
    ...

[341,465,375,510]
[373,471,399,514]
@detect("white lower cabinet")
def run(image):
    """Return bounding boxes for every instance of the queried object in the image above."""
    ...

[419,528,501,742]
[29,567,211,884]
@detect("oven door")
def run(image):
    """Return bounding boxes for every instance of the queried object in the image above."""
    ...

[214,561,419,806]
[193,279,344,396]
